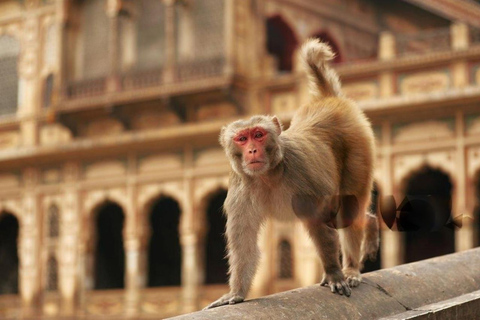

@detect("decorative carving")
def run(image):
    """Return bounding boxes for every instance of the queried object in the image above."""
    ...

[393,119,454,144]
[131,111,180,130]
[40,124,72,146]
[343,81,379,101]
[196,102,237,122]
[84,160,126,180]
[271,92,297,114]
[79,118,124,138]
[399,70,451,96]
[0,131,20,150]
[138,153,183,174]
[194,148,228,167]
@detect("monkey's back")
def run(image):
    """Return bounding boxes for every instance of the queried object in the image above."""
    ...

[284,96,375,196]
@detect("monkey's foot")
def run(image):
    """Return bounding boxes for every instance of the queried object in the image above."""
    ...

[321,270,351,297]
[203,293,245,310]
[343,269,362,287]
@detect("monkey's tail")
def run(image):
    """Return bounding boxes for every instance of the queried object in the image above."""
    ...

[360,212,380,267]
[301,38,342,98]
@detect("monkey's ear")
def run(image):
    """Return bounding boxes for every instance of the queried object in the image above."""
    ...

[271,116,283,135]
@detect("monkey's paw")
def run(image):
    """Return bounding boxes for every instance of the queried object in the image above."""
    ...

[321,270,351,297]
[203,293,245,310]
[343,269,362,287]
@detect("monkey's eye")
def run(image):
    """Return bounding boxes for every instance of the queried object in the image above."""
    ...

[238,136,247,142]
[254,132,264,139]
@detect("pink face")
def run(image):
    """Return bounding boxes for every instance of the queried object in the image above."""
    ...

[233,127,269,171]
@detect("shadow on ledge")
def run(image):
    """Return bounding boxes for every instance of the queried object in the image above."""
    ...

[168,248,480,320]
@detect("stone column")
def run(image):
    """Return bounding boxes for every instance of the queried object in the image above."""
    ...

[294,221,321,287]
[223,0,234,76]
[18,7,41,147]
[380,122,404,268]
[124,179,141,317]
[54,0,69,103]
[106,0,121,92]
[378,32,396,98]
[181,149,202,312]
[19,168,41,316]
[163,0,177,83]
[60,162,80,315]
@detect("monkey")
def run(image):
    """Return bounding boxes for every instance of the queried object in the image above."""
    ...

[205,39,379,309]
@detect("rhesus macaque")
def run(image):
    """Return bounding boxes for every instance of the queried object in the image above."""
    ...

[205,39,379,309]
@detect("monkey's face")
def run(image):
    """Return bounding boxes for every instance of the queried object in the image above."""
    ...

[220,116,284,176]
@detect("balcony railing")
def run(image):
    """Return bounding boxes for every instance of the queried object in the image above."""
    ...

[64,57,227,102]
[395,27,451,57]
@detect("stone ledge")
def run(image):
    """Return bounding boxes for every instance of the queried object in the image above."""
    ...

[168,248,480,320]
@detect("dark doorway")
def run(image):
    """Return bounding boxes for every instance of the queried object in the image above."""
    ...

[312,32,343,63]
[403,166,455,263]
[94,202,125,289]
[266,15,298,72]
[148,197,181,287]
[205,190,228,284]
[0,213,19,294]
[363,182,381,272]
[278,240,293,279]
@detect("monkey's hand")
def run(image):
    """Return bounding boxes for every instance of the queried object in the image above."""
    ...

[203,293,245,310]
[321,270,351,297]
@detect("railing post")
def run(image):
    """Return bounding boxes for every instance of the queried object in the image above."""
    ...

[378,31,396,61]
[106,0,122,93]
[451,21,470,51]
[163,0,177,83]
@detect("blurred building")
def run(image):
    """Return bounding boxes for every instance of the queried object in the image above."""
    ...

[0,0,480,318]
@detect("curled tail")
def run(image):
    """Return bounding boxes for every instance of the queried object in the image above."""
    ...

[301,38,342,98]
[361,212,380,267]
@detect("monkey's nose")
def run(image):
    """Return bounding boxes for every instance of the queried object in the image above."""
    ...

[249,149,257,154]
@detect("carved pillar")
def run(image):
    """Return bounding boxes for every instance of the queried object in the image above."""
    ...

[378,32,395,98]
[380,122,403,268]
[19,6,42,147]
[106,0,121,92]
[124,177,141,316]
[20,168,41,316]
[223,0,234,76]
[294,221,321,287]
[59,163,80,315]
[451,22,469,89]
[163,0,177,83]
[54,0,69,103]
[451,22,470,51]
[455,112,474,252]
[181,148,201,312]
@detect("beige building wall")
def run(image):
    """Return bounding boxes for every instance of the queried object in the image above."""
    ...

[0,0,479,318]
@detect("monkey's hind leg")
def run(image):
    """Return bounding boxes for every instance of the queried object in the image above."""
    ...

[339,193,369,288]
[304,219,351,297]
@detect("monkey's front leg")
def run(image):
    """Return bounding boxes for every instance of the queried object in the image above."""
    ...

[305,219,351,297]
[204,209,262,309]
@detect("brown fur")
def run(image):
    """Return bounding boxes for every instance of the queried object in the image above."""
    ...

[205,39,378,309]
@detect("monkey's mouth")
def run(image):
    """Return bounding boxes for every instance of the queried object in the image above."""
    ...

[247,160,266,170]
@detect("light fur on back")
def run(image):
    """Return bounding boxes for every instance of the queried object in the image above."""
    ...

[301,38,342,98]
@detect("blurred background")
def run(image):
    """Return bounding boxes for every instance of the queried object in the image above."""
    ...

[0,0,480,318]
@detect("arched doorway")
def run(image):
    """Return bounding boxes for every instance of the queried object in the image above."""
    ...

[147,196,181,287]
[266,15,298,72]
[0,212,19,294]
[311,31,342,63]
[363,182,381,272]
[94,202,125,289]
[205,189,228,284]
[402,166,455,263]
[278,239,293,279]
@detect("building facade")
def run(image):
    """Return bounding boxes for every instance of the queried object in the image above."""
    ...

[0,0,480,318]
